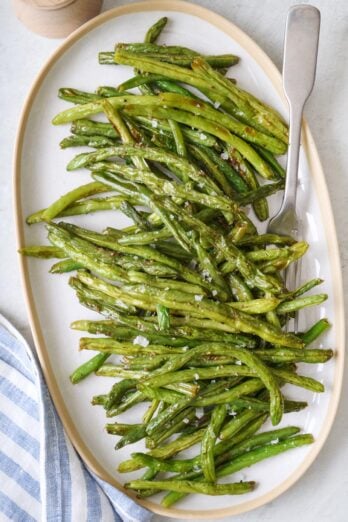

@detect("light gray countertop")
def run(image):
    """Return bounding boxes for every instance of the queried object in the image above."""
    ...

[1,1,347,520]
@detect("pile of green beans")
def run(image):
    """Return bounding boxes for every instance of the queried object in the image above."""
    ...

[20,17,333,506]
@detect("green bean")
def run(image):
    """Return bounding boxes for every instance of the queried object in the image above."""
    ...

[140,422,299,476]
[93,161,238,214]
[234,180,285,206]
[126,479,255,496]
[143,92,285,154]
[118,429,206,472]
[50,259,83,273]
[96,364,148,379]
[301,318,331,346]
[119,283,302,347]
[273,368,324,392]
[68,143,222,195]
[115,424,147,449]
[117,74,170,91]
[144,395,193,436]
[117,227,170,245]
[228,273,253,301]
[123,104,276,178]
[70,276,137,314]
[155,199,282,294]
[155,240,193,262]
[168,119,187,157]
[58,87,100,104]
[102,101,148,170]
[227,297,281,314]
[218,434,314,477]
[65,223,227,297]
[18,245,66,259]
[191,58,288,142]
[113,51,287,141]
[47,224,129,283]
[71,118,118,138]
[135,116,217,146]
[142,400,160,424]
[105,380,138,411]
[97,86,122,97]
[162,433,312,507]
[201,404,227,482]
[191,232,229,296]
[29,196,133,223]
[92,394,108,406]
[145,343,283,424]
[41,182,108,221]
[144,17,168,44]
[232,397,307,413]
[106,422,142,435]
[253,144,286,178]
[106,390,146,418]
[227,146,269,221]
[115,48,240,69]
[235,234,296,247]
[152,78,197,98]
[119,42,236,60]
[70,353,109,384]
[59,134,117,149]
[156,304,170,331]
[120,201,149,229]
[276,294,328,314]
[147,408,197,448]
[189,145,235,197]
[292,278,324,298]
[254,348,333,364]
[124,355,167,372]
[73,316,256,348]
[80,331,185,356]
[140,387,185,404]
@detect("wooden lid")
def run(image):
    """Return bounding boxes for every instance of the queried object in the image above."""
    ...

[13,0,103,38]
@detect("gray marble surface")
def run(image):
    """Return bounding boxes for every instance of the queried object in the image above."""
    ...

[1,0,347,520]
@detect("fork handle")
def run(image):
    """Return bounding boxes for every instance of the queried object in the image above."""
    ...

[280,6,320,225]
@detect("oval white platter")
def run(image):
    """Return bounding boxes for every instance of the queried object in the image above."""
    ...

[14,1,344,518]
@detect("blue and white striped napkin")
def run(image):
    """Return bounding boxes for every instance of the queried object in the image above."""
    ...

[0,313,152,522]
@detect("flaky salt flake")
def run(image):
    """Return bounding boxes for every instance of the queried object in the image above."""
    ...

[133,335,150,347]
[220,151,229,160]
[212,290,218,296]
[196,408,204,418]
[270,438,279,445]
[194,373,200,380]
[235,360,242,366]
[194,294,203,302]
[214,101,221,109]
[183,418,190,424]
[151,120,158,128]
[199,133,207,140]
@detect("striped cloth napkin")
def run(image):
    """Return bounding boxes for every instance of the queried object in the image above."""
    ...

[0,313,152,522]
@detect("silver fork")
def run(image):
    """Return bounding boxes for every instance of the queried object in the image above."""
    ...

[267,5,320,326]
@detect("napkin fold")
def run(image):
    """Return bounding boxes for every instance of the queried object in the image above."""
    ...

[0,312,152,522]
